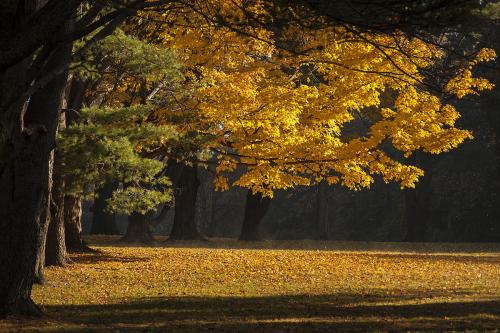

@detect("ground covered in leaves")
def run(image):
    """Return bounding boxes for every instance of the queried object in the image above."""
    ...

[1,238,500,332]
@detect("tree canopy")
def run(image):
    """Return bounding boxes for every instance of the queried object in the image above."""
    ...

[83,4,496,198]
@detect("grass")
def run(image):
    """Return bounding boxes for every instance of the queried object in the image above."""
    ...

[1,237,500,332]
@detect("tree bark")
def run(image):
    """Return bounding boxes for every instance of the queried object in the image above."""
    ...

[121,212,155,244]
[66,78,88,123]
[0,0,81,72]
[239,190,271,241]
[64,195,90,252]
[62,78,89,252]
[169,164,203,240]
[91,182,119,235]
[45,167,67,266]
[33,188,51,285]
[45,94,69,266]
[0,20,72,315]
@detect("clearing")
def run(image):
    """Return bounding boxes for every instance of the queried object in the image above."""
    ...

[1,238,500,332]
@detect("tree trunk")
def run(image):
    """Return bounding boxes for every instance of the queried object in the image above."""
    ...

[62,78,89,252]
[45,168,67,266]
[91,182,119,235]
[121,213,155,244]
[45,95,69,266]
[207,189,218,237]
[169,164,203,240]
[316,181,330,240]
[0,23,72,316]
[403,190,426,241]
[64,195,90,252]
[403,153,435,242]
[239,190,271,241]
[121,160,183,243]
[33,193,51,285]
[67,79,88,123]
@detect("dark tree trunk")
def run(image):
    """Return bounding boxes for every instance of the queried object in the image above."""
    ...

[207,190,218,237]
[0,0,81,72]
[239,191,271,241]
[33,198,51,285]
[121,160,181,243]
[316,181,330,240]
[0,20,72,315]
[64,195,90,252]
[149,204,172,230]
[169,164,203,240]
[404,190,426,242]
[121,213,155,244]
[62,78,89,252]
[491,73,500,241]
[67,79,88,122]
[45,100,69,266]
[91,182,119,235]
[403,153,435,242]
[45,168,67,266]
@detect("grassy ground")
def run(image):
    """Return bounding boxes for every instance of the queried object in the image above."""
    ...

[1,237,500,332]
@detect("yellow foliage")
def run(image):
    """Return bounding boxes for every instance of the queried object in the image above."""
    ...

[445,48,496,98]
[123,2,496,194]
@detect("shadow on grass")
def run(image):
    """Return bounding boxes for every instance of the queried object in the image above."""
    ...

[23,294,499,333]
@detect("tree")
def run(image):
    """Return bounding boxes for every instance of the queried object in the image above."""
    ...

[90,183,120,235]
[169,164,204,240]
[151,6,495,197]
[64,78,91,252]
[61,29,182,242]
[45,100,71,266]
[60,105,176,214]
[316,181,330,240]
[239,190,272,241]
[0,14,73,313]
[0,0,176,316]
[46,139,69,266]
[122,212,155,244]
[403,153,437,242]
[105,4,498,240]
[64,195,88,252]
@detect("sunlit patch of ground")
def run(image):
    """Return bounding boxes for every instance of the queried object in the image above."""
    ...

[1,237,500,332]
